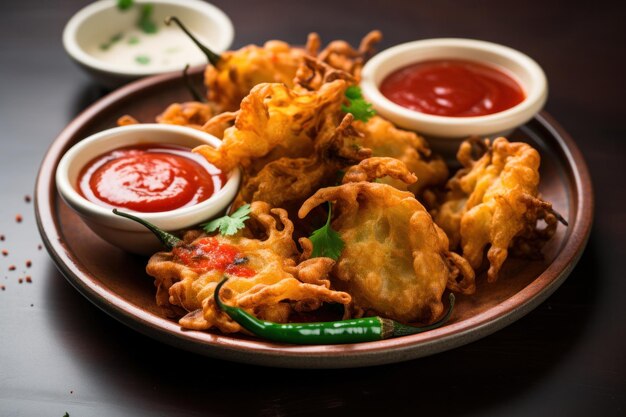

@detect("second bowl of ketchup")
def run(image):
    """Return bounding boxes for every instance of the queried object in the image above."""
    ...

[360,38,547,153]
[56,124,241,254]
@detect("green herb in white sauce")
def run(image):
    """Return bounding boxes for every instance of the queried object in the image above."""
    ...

[135,55,151,65]
[138,4,158,34]
[100,32,124,51]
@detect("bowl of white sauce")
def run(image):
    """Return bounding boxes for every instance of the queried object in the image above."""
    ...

[63,0,234,88]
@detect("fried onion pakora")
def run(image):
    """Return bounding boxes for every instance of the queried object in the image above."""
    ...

[146,202,351,333]
[195,78,373,208]
[116,101,216,131]
[204,31,381,112]
[194,80,348,173]
[352,116,449,195]
[432,137,567,282]
[299,157,475,324]
[241,113,370,207]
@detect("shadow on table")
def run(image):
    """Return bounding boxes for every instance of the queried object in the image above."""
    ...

[43,231,601,416]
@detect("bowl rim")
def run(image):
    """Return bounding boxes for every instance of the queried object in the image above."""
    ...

[62,0,234,77]
[55,123,240,227]
[360,37,548,135]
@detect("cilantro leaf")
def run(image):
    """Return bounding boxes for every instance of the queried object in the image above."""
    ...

[117,0,133,11]
[202,204,251,236]
[135,54,150,65]
[138,4,158,34]
[342,85,375,122]
[308,203,344,261]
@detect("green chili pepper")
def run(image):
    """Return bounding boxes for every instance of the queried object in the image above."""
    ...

[112,209,181,249]
[164,16,221,66]
[183,63,207,102]
[214,277,455,345]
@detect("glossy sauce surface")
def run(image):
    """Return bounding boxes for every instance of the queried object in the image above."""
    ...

[173,237,256,277]
[380,59,525,117]
[78,144,225,212]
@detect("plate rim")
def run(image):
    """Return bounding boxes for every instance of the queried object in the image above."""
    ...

[35,70,594,368]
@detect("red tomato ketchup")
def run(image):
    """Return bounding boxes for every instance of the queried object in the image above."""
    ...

[380,59,525,117]
[173,237,256,277]
[78,144,226,213]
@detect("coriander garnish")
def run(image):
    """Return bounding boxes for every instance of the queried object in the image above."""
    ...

[202,204,252,236]
[135,55,151,65]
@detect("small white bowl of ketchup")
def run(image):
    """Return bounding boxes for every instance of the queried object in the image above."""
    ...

[360,38,547,154]
[56,124,240,255]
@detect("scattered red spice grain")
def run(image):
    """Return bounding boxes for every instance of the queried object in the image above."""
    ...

[37,244,42,250]
[1,285,5,291]
[25,276,32,283]
[26,260,32,268]
[0,234,5,241]
[15,214,23,223]
[1,250,7,256]
[8,265,16,271]
[24,195,31,203]
[18,278,23,284]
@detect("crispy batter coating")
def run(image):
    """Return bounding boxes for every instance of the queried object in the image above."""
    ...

[155,101,215,129]
[241,113,370,207]
[194,80,348,173]
[433,137,566,282]
[195,78,374,209]
[204,40,308,112]
[204,32,381,112]
[145,202,350,333]
[116,101,217,132]
[317,30,382,81]
[352,116,448,195]
[299,158,475,324]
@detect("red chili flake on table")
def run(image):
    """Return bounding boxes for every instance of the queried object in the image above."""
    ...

[1,250,7,256]
[24,195,31,203]
[0,235,4,241]
[8,265,16,271]
[1,285,5,291]
[15,214,22,223]
[25,276,32,283]
[18,278,23,284]
[37,244,42,250]
[26,260,32,268]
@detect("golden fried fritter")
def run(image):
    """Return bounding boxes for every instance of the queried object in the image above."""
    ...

[432,137,567,282]
[299,158,475,324]
[317,30,382,81]
[352,116,448,195]
[194,78,378,209]
[241,113,370,207]
[146,202,350,333]
[194,80,348,173]
[116,101,216,132]
[204,31,381,112]
[155,101,215,129]
[204,40,310,112]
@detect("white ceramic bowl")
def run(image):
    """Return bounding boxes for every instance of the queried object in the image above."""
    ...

[63,0,234,88]
[361,38,548,155]
[56,124,240,255]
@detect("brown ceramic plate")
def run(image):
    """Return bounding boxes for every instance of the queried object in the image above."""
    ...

[35,69,593,369]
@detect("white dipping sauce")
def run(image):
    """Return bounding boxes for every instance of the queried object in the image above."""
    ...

[86,25,205,69]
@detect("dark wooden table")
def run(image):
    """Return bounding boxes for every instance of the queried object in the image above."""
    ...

[1,1,624,415]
